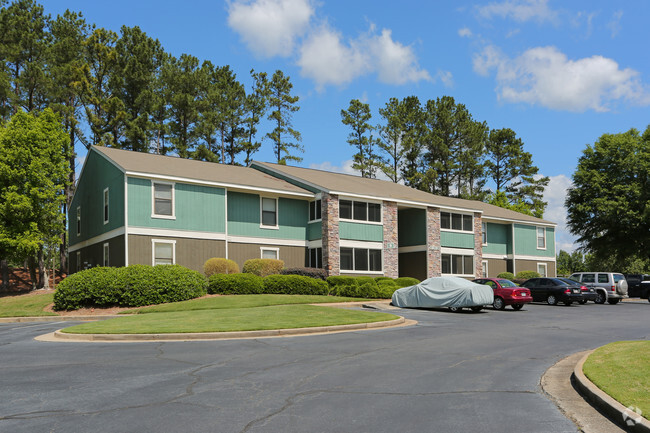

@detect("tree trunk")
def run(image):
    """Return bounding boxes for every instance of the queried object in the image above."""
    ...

[37,247,45,289]
[27,256,37,291]
[0,259,8,292]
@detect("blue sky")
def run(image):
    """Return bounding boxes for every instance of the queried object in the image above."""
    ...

[45,0,650,253]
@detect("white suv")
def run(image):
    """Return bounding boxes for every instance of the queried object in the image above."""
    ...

[569,272,628,304]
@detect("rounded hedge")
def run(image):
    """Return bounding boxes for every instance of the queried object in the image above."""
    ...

[208,273,264,295]
[53,265,207,310]
[204,258,239,277]
[263,274,329,295]
[394,277,419,288]
[280,267,327,280]
[242,258,284,277]
[515,270,541,280]
[496,272,515,280]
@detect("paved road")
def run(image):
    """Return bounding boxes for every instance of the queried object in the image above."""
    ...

[1,301,648,433]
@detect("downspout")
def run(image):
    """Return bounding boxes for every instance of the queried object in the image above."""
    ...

[224,189,228,259]
[124,174,129,266]
[511,223,516,276]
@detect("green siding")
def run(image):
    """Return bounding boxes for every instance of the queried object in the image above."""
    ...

[514,224,555,257]
[69,150,124,246]
[307,221,322,241]
[398,208,426,247]
[127,177,225,232]
[482,223,510,255]
[441,231,475,249]
[339,221,383,242]
[227,191,308,240]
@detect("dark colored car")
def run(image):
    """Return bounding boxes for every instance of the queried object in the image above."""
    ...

[472,278,533,310]
[521,278,584,305]
[558,278,596,304]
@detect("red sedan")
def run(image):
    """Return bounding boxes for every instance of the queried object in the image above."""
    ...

[472,278,533,310]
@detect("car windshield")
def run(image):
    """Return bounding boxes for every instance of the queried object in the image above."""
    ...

[497,279,517,288]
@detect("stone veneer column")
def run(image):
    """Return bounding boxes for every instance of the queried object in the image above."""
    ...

[474,212,483,278]
[382,201,398,278]
[426,207,441,278]
[321,193,340,276]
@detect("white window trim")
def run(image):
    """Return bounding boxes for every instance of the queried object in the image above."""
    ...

[76,206,81,237]
[482,222,488,246]
[260,196,279,230]
[537,262,548,277]
[103,188,109,225]
[151,181,176,220]
[536,226,546,250]
[339,247,383,273]
[260,247,279,259]
[441,252,475,278]
[151,239,176,266]
[440,211,474,233]
[482,260,488,278]
[338,199,383,225]
[103,242,109,267]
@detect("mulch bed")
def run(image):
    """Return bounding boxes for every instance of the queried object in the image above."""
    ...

[1,267,66,295]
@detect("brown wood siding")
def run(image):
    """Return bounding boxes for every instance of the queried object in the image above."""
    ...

[228,243,306,270]
[515,259,556,277]
[128,235,225,273]
[399,251,427,281]
[486,258,507,277]
[70,235,125,273]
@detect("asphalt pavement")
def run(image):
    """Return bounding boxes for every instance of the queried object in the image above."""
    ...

[1,300,648,432]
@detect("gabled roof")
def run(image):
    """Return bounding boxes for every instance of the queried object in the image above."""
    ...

[251,161,555,226]
[90,146,312,197]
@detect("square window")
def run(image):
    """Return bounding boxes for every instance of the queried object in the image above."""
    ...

[339,200,352,219]
[537,263,547,277]
[368,203,381,222]
[340,248,353,270]
[261,248,278,260]
[451,214,463,230]
[153,183,173,216]
[261,197,277,227]
[462,215,473,231]
[153,242,174,265]
[353,201,367,221]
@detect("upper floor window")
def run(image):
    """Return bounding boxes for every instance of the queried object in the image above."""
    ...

[537,227,546,249]
[482,222,487,245]
[309,199,321,221]
[339,200,381,223]
[76,206,81,236]
[103,188,109,224]
[153,182,174,218]
[261,197,278,228]
[441,212,473,232]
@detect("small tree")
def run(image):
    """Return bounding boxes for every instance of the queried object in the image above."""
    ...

[266,70,302,165]
[341,99,378,178]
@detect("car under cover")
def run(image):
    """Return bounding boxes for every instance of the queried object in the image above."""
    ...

[392,276,494,309]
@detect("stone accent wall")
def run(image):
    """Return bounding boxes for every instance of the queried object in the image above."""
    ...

[426,207,441,278]
[321,193,340,276]
[382,201,398,278]
[474,212,483,278]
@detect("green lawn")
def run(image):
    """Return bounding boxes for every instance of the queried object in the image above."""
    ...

[0,293,56,317]
[583,341,650,417]
[62,304,397,334]
[122,294,371,314]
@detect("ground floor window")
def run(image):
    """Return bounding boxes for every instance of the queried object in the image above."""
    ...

[261,247,279,260]
[340,247,382,272]
[103,243,109,267]
[441,253,473,275]
[308,247,322,268]
[76,251,81,271]
[152,240,175,265]
[481,260,488,278]
[537,263,547,277]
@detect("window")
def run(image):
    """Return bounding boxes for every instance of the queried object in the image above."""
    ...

[309,199,322,221]
[261,197,278,227]
[482,260,488,278]
[598,274,609,283]
[537,263,547,277]
[308,247,322,268]
[441,253,474,275]
[261,248,279,260]
[103,243,109,267]
[482,222,487,245]
[76,207,81,236]
[340,247,382,272]
[152,240,175,265]
[153,182,173,217]
[440,212,473,232]
[103,188,109,224]
[339,200,381,223]
[582,273,595,283]
[537,227,546,249]
[76,251,81,271]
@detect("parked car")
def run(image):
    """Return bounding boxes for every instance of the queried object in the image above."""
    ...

[625,274,650,298]
[520,278,584,305]
[472,278,533,310]
[558,278,597,304]
[569,272,628,304]
[392,276,493,312]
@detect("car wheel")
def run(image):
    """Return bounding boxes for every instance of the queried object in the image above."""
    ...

[594,292,606,304]
[493,297,505,310]
[547,295,558,305]
[564,301,573,306]
[512,304,523,311]
[578,300,587,304]
[607,298,620,305]
[471,306,483,312]
[449,306,462,312]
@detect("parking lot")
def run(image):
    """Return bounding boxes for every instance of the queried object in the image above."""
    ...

[1,301,647,433]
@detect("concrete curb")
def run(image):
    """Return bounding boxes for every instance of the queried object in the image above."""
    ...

[0,315,122,323]
[574,350,650,432]
[40,317,416,343]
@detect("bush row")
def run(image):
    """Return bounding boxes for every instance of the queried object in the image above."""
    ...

[496,271,541,281]
[53,265,207,310]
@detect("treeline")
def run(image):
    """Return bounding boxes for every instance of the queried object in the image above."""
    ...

[341,96,549,217]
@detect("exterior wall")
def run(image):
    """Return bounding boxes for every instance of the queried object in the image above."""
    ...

[514,224,555,258]
[426,207,441,278]
[515,259,556,277]
[485,258,507,278]
[307,221,322,241]
[339,221,383,242]
[322,193,340,276]
[482,222,510,255]
[71,235,125,273]
[399,251,427,281]
[69,150,124,247]
[228,243,306,270]
[128,235,225,273]
[398,208,426,247]
[473,212,483,278]
[382,201,398,278]
[440,231,475,249]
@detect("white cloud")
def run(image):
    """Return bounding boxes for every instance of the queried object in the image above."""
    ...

[476,0,558,23]
[542,174,577,253]
[436,70,454,88]
[309,159,357,175]
[607,10,623,38]
[473,44,650,112]
[368,29,431,85]
[458,27,473,38]
[227,0,314,58]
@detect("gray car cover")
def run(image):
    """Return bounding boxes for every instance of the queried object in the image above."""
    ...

[392,276,494,308]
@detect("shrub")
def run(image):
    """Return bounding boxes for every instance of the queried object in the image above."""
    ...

[394,277,419,288]
[515,270,541,281]
[496,272,515,280]
[330,284,362,298]
[374,276,392,282]
[280,267,327,280]
[242,258,284,277]
[208,273,264,295]
[53,267,125,310]
[203,258,239,277]
[263,274,328,295]
[355,276,377,286]
[326,276,359,288]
